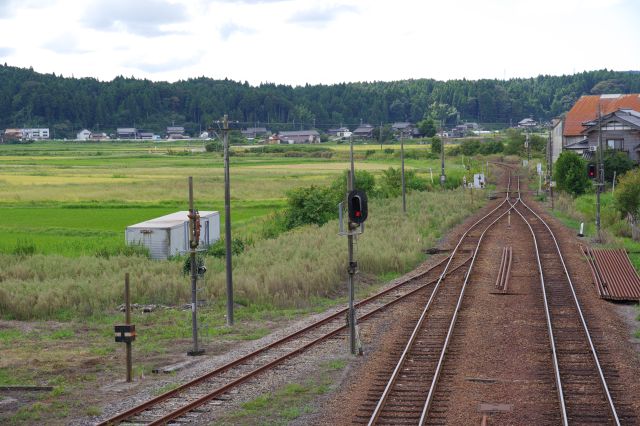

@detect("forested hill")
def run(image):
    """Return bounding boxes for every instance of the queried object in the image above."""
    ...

[1,64,640,137]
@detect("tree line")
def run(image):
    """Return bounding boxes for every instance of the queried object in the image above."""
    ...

[2,64,640,138]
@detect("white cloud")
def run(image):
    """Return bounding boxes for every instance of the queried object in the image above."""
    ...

[0,0,637,84]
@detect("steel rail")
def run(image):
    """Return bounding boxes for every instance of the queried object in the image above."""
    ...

[503,182,568,425]
[150,256,474,426]
[101,258,473,426]
[368,174,514,425]
[417,190,520,425]
[100,253,457,425]
[510,179,620,425]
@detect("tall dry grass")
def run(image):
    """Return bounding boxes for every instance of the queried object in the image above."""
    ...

[0,189,481,320]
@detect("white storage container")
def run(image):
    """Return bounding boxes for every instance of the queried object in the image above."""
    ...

[125,211,220,259]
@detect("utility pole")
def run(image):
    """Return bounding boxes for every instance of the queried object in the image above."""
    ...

[222,115,234,326]
[379,121,383,151]
[548,127,554,210]
[124,273,133,381]
[595,105,603,242]
[440,137,446,187]
[400,135,406,213]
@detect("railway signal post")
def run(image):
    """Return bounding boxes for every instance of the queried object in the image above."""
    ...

[339,139,368,355]
[187,177,205,356]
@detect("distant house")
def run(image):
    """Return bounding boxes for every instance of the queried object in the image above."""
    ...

[268,134,281,144]
[77,129,92,141]
[517,118,537,128]
[564,109,640,162]
[392,122,417,139]
[278,130,320,144]
[241,127,269,140]
[166,126,187,139]
[117,128,138,139]
[23,128,49,140]
[139,132,155,140]
[327,127,351,138]
[3,128,23,142]
[352,124,375,139]
[90,132,109,141]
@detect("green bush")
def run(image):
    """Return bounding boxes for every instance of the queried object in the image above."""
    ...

[554,151,590,196]
[430,136,442,155]
[479,140,504,155]
[603,150,635,183]
[614,168,640,220]
[205,141,223,152]
[208,238,246,258]
[378,167,428,198]
[461,139,481,156]
[503,129,525,155]
[283,185,338,229]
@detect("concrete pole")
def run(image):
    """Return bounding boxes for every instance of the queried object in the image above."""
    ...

[125,273,132,382]
[401,136,406,213]
[223,115,234,326]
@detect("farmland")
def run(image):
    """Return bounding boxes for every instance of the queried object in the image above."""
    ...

[0,139,490,423]
[0,140,469,256]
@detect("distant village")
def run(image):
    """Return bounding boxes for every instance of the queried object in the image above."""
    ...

[0,120,541,145]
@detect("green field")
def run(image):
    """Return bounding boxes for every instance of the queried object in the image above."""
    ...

[0,140,471,256]
[0,139,491,423]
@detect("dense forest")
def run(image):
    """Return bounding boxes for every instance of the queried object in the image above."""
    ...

[1,64,640,138]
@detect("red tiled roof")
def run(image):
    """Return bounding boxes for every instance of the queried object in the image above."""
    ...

[563,94,640,136]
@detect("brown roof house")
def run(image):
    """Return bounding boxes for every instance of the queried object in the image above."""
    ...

[278,130,320,144]
[564,108,640,162]
[553,94,640,162]
[352,124,375,139]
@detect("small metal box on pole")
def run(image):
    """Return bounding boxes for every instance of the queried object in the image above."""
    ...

[114,273,135,382]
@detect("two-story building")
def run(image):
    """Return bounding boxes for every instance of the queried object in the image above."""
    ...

[554,94,640,162]
[278,130,320,144]
[564,109,640,162]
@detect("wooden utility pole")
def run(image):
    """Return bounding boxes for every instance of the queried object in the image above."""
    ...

[440,137,446,187]
[596,105,602,241]
[124,273,132,382]
[400,135,406,213]
[222,115,234,326]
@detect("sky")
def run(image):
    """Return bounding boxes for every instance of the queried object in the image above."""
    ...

[0,0,638,86]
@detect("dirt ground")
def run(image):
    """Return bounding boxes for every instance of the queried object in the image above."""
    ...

[314,185,640,425]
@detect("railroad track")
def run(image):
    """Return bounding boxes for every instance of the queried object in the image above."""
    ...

[364,165,628,425]
[508,178,622,425]
[99,230,476,424]
[363,173,517,425]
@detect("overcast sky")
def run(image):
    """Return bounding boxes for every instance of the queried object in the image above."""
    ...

[0,0,638,86]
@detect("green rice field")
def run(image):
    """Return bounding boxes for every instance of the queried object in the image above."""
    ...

[0,140,471,257]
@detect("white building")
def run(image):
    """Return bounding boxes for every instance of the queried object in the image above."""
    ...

[77,129,92,141]
[125,211,220,260]
[22,128,49,140]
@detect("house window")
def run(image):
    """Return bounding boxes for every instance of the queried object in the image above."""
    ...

[607,139,624,150]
